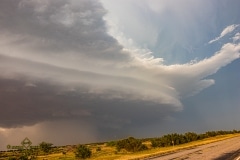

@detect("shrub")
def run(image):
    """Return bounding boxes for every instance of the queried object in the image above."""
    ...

[116,137,148,152]
[39,141,53,154]
[75,144,92,159]
[106,141,117,147]
[96,147,101,152]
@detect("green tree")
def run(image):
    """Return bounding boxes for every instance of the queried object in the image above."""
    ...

[151,138,161,148]
[106,141,117,147]
[184,132,198,142]
[75,144,92,159]
[39,142,53,154]
[116,137,148,152]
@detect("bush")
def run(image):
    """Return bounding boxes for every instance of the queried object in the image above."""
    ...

[106,141,117,147]
[39,141,53,154]
[116,137,148,152]
[75,144,92,159]
[96,147,101,152]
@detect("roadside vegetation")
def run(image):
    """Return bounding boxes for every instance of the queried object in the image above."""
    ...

[1,130,240,160]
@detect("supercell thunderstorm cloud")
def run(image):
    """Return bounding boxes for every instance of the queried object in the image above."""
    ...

[0,0,240,149]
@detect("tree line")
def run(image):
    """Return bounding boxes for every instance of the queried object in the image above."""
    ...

[149,130,240,148]
[107,129,240,152]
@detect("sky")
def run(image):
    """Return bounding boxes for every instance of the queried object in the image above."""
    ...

[0,0,240,150]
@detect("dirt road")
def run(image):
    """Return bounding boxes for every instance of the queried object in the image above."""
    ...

[149,136,240,160]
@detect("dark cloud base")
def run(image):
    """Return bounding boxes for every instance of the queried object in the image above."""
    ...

[0,78,176,134]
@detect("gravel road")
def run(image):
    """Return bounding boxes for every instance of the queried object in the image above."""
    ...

[149,136,240,160]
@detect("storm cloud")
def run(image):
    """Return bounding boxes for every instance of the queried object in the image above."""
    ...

[0,0,239,149]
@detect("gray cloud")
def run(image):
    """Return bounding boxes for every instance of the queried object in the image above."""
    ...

[0,0,240,150]
[0,0,128,64]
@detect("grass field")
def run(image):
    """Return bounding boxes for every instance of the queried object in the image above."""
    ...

[1,133,240,160]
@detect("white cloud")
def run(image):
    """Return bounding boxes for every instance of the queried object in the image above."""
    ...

[220,24,238,37]
[164,43,240,97]
[233,32,240,42]
[100,0,159,54]
[209,24,239,44]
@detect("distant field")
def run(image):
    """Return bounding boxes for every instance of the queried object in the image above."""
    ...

[1,133,240,160]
